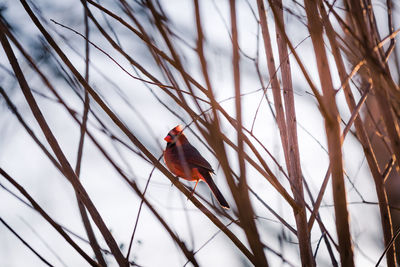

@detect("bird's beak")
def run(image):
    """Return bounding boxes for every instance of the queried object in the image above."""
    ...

[164,135,172,142]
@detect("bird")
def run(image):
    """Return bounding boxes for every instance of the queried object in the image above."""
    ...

[163,125,230,209]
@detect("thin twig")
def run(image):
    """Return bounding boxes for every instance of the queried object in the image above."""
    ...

[126,156,162,260]
[0,217,54,267]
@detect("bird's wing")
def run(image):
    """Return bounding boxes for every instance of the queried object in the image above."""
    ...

[182,143,214,172]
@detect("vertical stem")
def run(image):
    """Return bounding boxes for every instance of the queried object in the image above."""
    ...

[73,1,107,265]
[230,1,269,265]
[319,3,396,266]
[304,2,354,266]
[257,1,314,265]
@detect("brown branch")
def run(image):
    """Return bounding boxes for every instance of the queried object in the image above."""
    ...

[230,0,269,265]
[308,86,370,231]
[266,0,329,119]
[0,12,127,265]
[319,2,397,265]
[304,1,354,266]
[0,168,100,267]
[383,157,395,183]
[257,1,313,265]
[0,87,62,171]
[73,1,106,265]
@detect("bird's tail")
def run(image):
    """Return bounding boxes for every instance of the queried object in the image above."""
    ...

[198,169,230,209]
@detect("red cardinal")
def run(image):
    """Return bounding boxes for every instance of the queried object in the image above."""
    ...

[163,125,230,209]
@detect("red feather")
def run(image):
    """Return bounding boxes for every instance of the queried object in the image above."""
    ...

[163,125,230,209]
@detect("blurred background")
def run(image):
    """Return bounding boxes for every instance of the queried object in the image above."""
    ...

[1,0,400,266]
